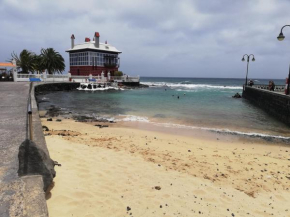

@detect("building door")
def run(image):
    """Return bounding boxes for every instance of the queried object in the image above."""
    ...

[77,69,80,75]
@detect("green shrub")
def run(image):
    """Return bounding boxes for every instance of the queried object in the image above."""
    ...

[114,71,123,76]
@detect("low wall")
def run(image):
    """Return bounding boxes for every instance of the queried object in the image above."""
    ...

[35,82,80,93]
[242,86,290,126]
[120,81,140,86]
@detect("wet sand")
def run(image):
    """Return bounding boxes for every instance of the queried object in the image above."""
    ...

[43,118,290,217]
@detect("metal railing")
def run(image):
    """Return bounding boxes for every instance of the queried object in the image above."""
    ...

[27,83,33,141]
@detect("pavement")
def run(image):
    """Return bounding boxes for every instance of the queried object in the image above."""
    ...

[0,82,48,217]
[0,82,30,182]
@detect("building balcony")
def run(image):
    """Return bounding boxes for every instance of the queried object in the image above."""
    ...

[104,63,118,68]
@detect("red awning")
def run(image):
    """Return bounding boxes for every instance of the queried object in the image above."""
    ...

[0,63,16,67]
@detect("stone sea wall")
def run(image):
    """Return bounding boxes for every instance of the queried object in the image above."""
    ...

[35,82,80,93]
[242,86,290,126]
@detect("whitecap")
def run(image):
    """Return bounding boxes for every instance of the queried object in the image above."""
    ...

[115,114,290,141]
[140,82,242,90]
[117,115,150,122]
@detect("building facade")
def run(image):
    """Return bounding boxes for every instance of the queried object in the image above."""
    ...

[66,32,121,76]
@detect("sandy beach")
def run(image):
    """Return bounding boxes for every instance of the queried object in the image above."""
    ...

[43,118,290,217]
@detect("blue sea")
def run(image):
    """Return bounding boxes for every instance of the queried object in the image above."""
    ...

[38,77,290,140]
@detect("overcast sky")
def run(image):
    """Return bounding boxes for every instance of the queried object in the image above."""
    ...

[1,0,290,78]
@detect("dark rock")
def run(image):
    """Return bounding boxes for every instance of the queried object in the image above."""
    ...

[56,119,62,122]
[18,139,56,192]
[188,150,191,152]
[46,106,62,117]
[127,206,131,211]
[42,126,49,131]
[47,118,52,121]
[95,124,109,128]
[34,82,80,93]
[54,161,62,166]
[155,186,161,190]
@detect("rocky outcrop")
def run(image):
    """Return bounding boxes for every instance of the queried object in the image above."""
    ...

[18,139,56,191]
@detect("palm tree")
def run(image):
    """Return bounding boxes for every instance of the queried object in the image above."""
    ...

[11,50,36,74]
[40,48,65,74]
[33,55,45,74]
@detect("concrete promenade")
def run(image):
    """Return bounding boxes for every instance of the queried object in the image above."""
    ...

[0,83,48,217]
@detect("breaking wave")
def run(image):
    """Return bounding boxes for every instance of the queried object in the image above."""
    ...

[117,115,150,122]
[156,122,290,142]
[116,114,290,142]
[141,82,242,90]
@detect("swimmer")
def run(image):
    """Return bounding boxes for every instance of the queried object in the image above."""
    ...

[177,96,180,99]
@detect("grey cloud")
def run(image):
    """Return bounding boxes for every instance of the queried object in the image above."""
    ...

[1,0,290,79]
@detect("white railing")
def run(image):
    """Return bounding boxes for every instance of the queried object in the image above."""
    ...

[71,75,91,83]
[252,84,285,92]
[110,75,140,82]
[46,74,68,78]
[15,73,140,83]
[16,73,69,82]
[17,74,40,78]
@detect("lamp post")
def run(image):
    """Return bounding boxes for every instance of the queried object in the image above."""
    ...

[242,54,255,86]
[277,25,290,95]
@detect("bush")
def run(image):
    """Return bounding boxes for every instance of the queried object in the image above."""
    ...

[114,71,123,76]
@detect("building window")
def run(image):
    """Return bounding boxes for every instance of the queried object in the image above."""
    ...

[70,52,118,66]
[69,52,89,66]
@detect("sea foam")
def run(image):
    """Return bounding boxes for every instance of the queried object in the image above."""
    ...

[116,114,290,142]
[141,82,243,90]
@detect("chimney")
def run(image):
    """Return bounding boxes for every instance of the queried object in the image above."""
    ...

[71,34,75,49]
[85,37,90,42]
[94,32,100,48]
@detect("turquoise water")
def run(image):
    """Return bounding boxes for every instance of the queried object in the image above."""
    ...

[38,77,290,138]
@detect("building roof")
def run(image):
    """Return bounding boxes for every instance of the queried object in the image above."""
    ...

[66,41,121,53]
[0,63,16,67]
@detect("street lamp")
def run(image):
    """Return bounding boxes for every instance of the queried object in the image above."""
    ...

[277,25,290,95]
[277,25,290,41]
[242,54,255,86]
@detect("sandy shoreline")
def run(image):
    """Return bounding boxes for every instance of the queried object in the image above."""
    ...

[43,118,290,217]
